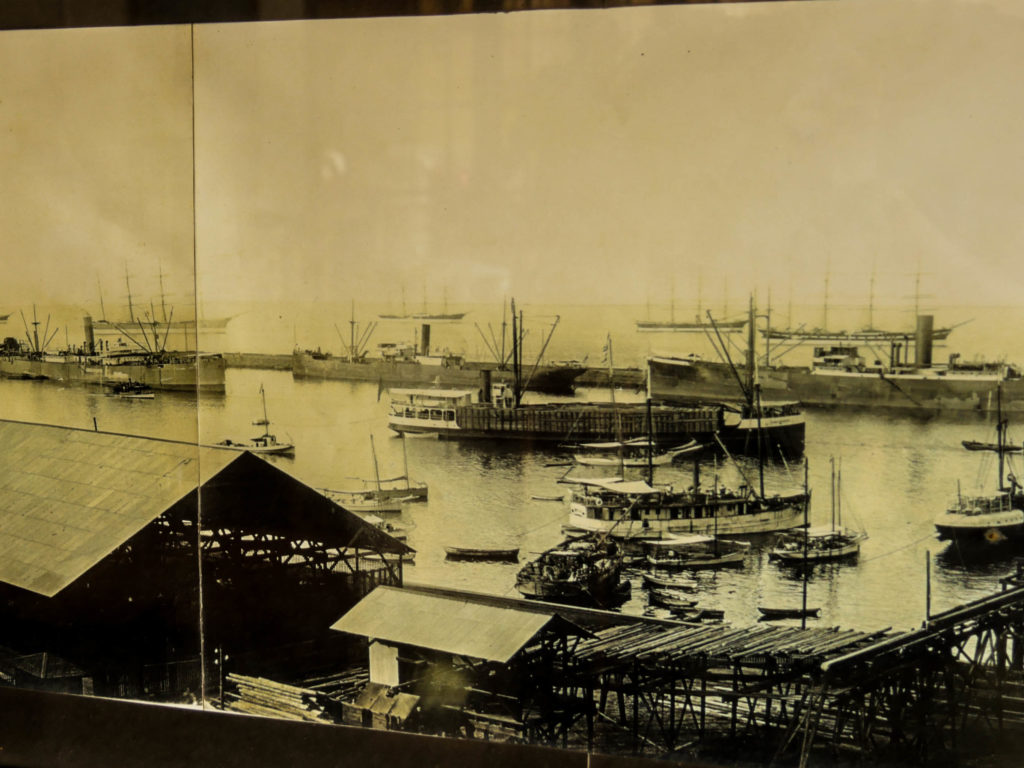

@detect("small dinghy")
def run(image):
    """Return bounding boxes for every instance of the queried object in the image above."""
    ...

[444,546,520,562]
[758,606,821,620]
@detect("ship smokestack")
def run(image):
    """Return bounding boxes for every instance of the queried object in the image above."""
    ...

[83,315,95,354]
[915,315,934,368]
[419,323,431,356]
[480,369,492,403]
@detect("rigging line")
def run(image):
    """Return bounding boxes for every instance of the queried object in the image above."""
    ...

[859,532,937,564]
[518,508,575,538]
[876,371,924,407]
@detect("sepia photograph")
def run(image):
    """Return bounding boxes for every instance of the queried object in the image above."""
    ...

[3,1,1024,765]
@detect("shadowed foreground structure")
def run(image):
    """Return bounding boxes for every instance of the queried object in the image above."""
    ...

[0,419,410,700]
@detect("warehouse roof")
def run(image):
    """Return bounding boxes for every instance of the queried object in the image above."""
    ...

[0,419,409,598]
[331,586,587,664]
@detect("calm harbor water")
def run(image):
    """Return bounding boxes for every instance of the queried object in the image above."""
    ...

[2,363,1020,633]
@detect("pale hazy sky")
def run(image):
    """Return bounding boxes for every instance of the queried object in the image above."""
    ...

[2,1,1024,318]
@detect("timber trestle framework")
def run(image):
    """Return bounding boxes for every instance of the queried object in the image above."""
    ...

[553,577,1024,764]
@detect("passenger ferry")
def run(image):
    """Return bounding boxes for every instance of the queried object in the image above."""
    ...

[562,476,809,539]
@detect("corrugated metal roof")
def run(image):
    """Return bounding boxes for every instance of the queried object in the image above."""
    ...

[331,586,558,663]
[0,420,236,597]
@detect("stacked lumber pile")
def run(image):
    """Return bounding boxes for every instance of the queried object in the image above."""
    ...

[300,668,369,701]
[223,674,328,722]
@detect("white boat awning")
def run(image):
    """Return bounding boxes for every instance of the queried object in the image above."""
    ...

[647,534,714,547]
[573,478,662,495]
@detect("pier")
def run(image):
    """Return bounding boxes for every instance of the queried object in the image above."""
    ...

[311,578,1024,765]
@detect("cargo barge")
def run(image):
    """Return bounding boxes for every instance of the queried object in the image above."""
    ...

[386,381,804,458]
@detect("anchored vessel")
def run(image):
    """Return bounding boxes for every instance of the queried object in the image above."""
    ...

[769,458,866,563]
[294,301,584,395]
[386,308,804,458]
[562,475,808,539]
[214,385,294,455]
[387,383,727,446]
[643,534,749,569]
[935,389,1024,542]
[515,535,627,607]
[0,312,225,393]
[650,314,1024,413]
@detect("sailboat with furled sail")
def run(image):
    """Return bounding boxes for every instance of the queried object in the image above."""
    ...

[769,457,866,563]
[215,384,295,456]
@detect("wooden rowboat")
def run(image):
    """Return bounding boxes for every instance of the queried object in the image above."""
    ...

[757,606,820,620]
[445,546,520,562]
[641,572,699,591]
[962,440,1022,454]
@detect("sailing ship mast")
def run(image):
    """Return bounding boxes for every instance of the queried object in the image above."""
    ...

[124,263,135,323]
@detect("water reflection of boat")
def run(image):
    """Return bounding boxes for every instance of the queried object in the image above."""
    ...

[515,535,627,608]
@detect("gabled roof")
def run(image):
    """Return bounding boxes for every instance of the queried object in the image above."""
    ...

[331,586,587,664]
[0,420,409,599]
[0,420,233,597]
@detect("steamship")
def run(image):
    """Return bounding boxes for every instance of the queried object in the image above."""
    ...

[293,306,585,395]
[649,315,1024,413]
[0,314,225,394]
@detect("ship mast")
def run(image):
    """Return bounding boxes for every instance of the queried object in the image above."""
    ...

[97,278,107,322]
[350,300,357,363]
[822,263,830,330]
[695,271,703,324]
[748,295,765,500]
[511,298,522,407]
[998,384,1006,491]
[867,266,876,331]
[124,263,135,323]
[158,261,169,323]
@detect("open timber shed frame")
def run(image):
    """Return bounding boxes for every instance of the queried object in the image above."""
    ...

[0,419,411,700]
